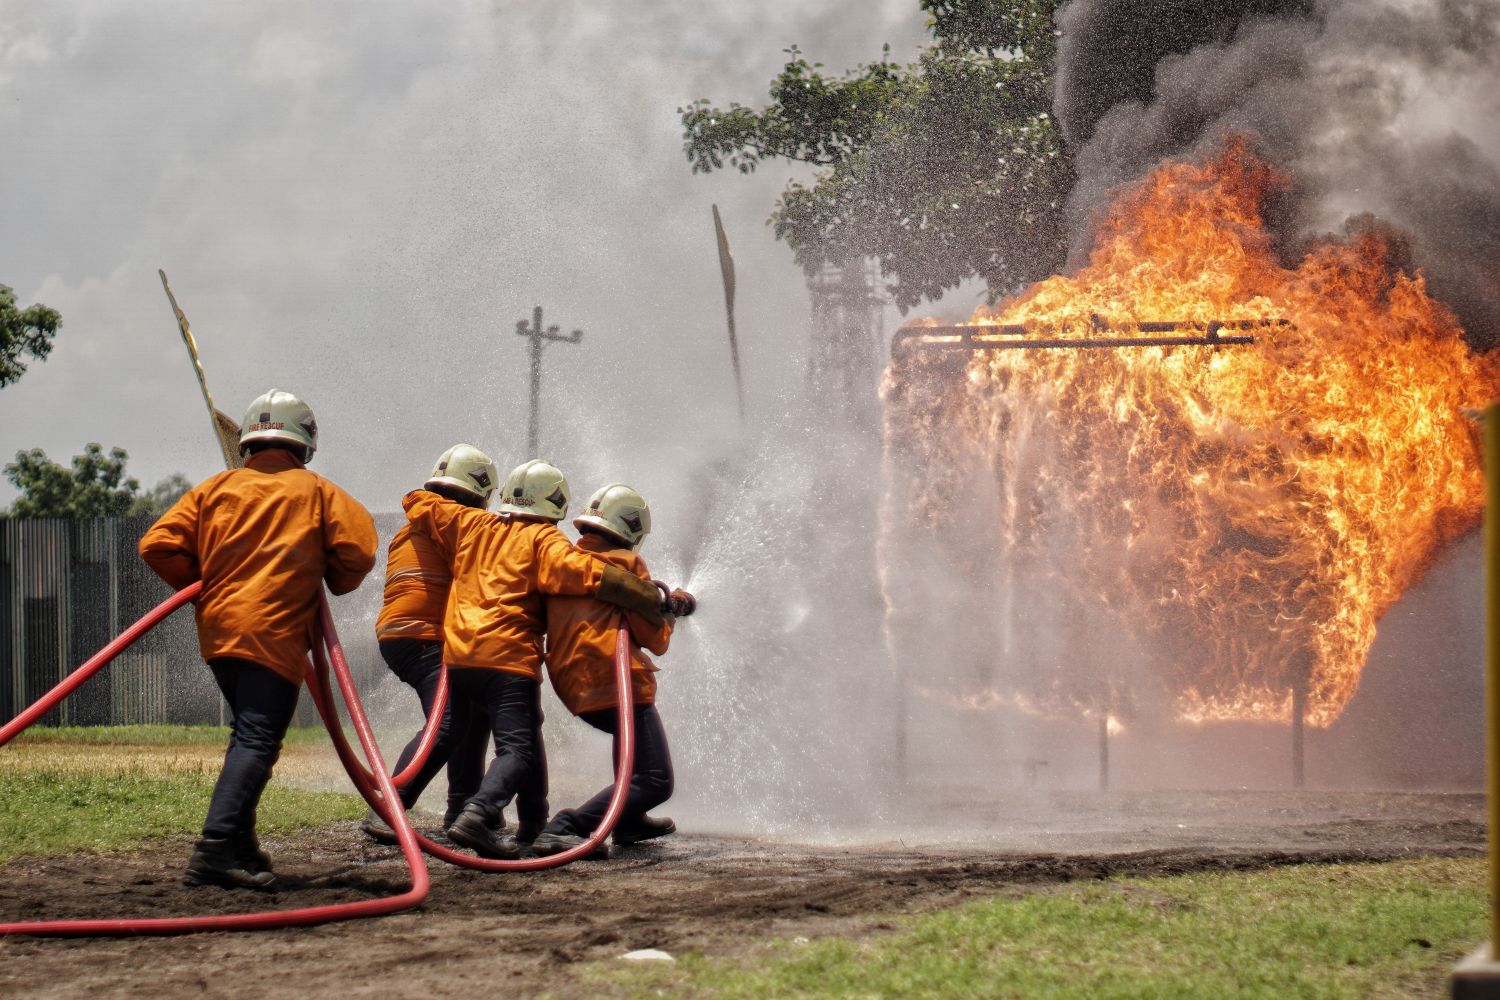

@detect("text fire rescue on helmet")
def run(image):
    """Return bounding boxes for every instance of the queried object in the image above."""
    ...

[574,483,651,549]
[499,459,570,521]
[239,388,318,461]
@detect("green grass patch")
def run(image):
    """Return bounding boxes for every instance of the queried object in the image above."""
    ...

[12,723,329,747]
[0,726,362,862]
[586,857,1486,1000]
[0,766,362,863]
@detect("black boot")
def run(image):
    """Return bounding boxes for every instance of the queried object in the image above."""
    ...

[185,836,276,890]
[444,799,506,833]
[236,831,273,872]
[446,804,521,860]
[612,814,676,847]
[361,807,399,845]
[530,831,609,861]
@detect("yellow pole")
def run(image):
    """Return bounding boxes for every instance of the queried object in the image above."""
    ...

[1486,400,1500,956]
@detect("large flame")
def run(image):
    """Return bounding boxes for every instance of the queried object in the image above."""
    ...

[882,139,1498,728]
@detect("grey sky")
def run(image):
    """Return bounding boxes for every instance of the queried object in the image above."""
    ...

[0,1,928,508]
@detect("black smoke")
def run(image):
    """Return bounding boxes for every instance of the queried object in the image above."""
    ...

[1053,0,1500,347]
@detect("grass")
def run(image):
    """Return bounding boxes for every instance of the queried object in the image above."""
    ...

[11,723,330,746]
[0,725,363,863]
[582,857,1486,1000]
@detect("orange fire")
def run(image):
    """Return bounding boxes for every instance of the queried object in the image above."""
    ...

[881,139,1499,728]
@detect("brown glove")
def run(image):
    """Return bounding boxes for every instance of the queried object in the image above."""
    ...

[597,565,665,626]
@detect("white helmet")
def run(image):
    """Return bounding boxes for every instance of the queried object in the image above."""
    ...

[240,389,317,460]
[573,483,651,548]
[498,459,570,521]
[426,443,498,506]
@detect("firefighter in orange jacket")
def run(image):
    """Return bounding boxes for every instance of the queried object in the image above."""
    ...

[140,389,377,889]
[362,443,500,844]
[530,484,695,857]
[403,459,670,859]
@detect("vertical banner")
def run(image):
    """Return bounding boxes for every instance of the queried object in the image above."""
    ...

[712,204,745,422]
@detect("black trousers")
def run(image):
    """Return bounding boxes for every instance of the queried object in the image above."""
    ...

[380,639,488,815]
[544,703,673,837]
[448,667,549,834]
[202,659,300,840]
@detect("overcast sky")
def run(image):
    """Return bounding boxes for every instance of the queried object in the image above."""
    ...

[0,1,930,509]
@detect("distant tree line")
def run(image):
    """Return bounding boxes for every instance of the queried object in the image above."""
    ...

[2,445,189,519]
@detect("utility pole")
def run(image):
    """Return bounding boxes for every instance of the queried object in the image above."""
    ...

[515,305,583,456]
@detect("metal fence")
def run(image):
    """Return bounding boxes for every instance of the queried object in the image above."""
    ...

[0,516,222,727]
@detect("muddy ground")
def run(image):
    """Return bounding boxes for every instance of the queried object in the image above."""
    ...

[0,791,1485,999]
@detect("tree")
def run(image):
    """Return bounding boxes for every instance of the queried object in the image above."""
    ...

[142,472,192,513]
[680,0,1071,313]
[0,284,61,388]
[2,444,187,519]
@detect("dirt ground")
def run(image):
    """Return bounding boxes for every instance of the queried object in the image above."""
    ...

[0,790,1485,999]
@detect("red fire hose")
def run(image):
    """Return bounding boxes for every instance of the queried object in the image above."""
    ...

[0,589,430,936]
[386,661,448,790]
[0,582,204,748]
[0,581,641,934]
[315,597,636,871]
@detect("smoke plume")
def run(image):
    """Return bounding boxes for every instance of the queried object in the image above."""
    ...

[1054,0,1500,346]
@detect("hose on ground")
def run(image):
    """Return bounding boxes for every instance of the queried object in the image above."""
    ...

[0,580,640,932]
[318,608,636,871]
[0,587,430,937]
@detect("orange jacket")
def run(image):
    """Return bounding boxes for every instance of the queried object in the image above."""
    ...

[544,533,672,716]
[402,489,606,680]
[139,449,378,686]
[375,516,454,643]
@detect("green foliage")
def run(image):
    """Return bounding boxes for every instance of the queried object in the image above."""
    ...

[592,857,1485,999]
[680,0,1072,312]
[922,0,1059,56]
[0,283,61,388]
[680,46,904,173]
[4,444,146,518]
[2,444,190,519]
[143,471,192,514]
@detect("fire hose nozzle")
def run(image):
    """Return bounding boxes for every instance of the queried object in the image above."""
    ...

[652,580,697,617]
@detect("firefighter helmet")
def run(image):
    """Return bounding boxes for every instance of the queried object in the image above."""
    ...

[498,459,570,521]
[239,389,317,460]
[573,483,651,548]
[426,443,498,506]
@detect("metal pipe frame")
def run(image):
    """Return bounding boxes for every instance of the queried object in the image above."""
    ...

[891,318,1288,355]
